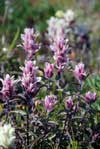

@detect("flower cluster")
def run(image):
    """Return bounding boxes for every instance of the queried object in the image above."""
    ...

[21,28,40,59]
[44,95,57,113]
[44,62,54,79]
[65,97,74,109]
[47,9,75,41]
[50,38,69,76]
[21,60,39,95]
[47,17,67,41]
[0,10,99,148]
[85,91,97,103]
[0,124,15,148]
[64,9,75,25]
[74,62,87,83]
[1,74,15,100]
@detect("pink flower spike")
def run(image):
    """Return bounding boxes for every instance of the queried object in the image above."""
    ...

[1,74,15,99]
[65,97,74,109]
[85,91,97,103]
[21,28,40,58]
[44,95,57,113]
[74,63,86,83]
[21,60,39,94]
[92,133,99,141]
[50,37,69,71]
[44,63,54,79]
[22,60,37,77]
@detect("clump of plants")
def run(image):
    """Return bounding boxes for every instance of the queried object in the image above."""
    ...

[0,10,100,149]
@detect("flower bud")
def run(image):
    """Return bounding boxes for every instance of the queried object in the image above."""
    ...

[0,124,15,148]
[65,97,74,109]
[55,10,64,18]
[21,60,39,95]
[1,74,15,99]
[21,28,40,58]
[44,95,57,112]
[74,63,86,83]
[64,9,75,25]
[85,91,97,103]
[92,133,99,141]
[44,63,54,79]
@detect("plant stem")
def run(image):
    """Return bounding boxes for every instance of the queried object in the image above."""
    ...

[6,99,9,122]
[26,105,29,149]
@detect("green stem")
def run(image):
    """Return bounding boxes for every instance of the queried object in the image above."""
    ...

[26,105,29,149]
